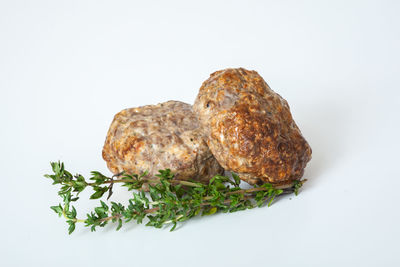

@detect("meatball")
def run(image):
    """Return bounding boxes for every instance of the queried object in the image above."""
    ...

[102,101,224,189]
[193,68,312,186]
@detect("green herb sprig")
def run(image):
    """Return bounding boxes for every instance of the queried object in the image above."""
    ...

[45,161,305,233]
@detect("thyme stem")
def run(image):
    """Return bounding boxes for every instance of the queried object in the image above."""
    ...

[46,161,305,233]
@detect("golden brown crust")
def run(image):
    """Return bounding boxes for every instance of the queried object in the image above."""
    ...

[193,68,312,185]
[102,101,224,189]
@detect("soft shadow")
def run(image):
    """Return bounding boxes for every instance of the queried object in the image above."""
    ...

[296,96,353,187]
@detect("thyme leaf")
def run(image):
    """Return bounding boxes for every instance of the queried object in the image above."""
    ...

[45,161,305,233]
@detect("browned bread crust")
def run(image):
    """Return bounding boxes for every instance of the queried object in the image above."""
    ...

[194,68,311,185]
[102,100,223,189]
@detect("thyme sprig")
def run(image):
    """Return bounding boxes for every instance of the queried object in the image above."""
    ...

[45,161,305,233]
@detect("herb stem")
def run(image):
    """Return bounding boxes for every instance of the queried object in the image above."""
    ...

[75,185,295,224]
[46,161,305,233]
[80,178,202,187]
[98,215,121,223]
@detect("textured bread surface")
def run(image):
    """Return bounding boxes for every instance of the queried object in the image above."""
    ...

[193,68,312,185]
[102,100,223,189]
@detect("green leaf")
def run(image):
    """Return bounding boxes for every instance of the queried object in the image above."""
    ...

[94,207,106,217]
[194,207,201,216]
[67,220,76,234]
[76,174,85,182]
[90,190,106,199]
[71,206,77,218]
[62,191,72,205]
[63,170,73,179]
[170,222,177,232]
[50,205,63,217]
[268,195,276,207]
[293,180,303,196]
[100,200,109,211]
[231,173,241,186]
[51,162,61,175]
[156,169,174,179]
[116,218,123,231]
[204,207,217,216]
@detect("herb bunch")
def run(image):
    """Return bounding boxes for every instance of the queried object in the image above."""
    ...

[45,161,305,234]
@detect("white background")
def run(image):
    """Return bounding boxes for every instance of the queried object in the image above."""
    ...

[1,0,399,266]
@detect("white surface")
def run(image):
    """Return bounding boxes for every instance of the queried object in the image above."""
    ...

[1,0,399,266]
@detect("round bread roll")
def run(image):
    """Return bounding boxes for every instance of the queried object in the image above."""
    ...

[102,101,224,189]
[193,68,312,186]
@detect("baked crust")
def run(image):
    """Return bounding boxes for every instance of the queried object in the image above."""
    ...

[193,68,311,185]
[102,101,223,189]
